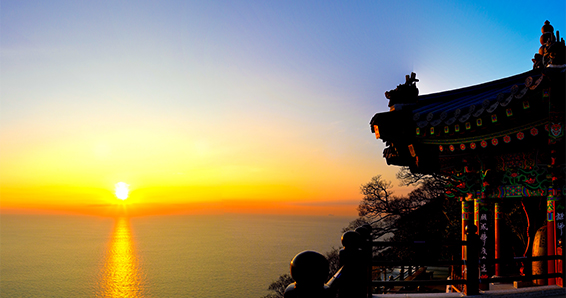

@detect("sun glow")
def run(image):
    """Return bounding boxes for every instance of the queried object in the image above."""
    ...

[115,182,129,200]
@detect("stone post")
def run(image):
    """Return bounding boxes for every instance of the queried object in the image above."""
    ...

[338,230,366,298]
[284,250,332,298]
[356,224,373,298]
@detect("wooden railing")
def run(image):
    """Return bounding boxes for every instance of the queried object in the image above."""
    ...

[371,229,479,296]
[371,244,564,295]
[283,225,564,298]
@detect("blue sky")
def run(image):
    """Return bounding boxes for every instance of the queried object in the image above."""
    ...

[1,1,565,215]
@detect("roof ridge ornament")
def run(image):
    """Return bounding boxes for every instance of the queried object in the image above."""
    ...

[385,72,419,110]
[532,20,566,68]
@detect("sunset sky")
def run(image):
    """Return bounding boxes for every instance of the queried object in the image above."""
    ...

[1,1,564,216]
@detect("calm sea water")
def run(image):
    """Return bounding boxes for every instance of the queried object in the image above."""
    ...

[0,213,354,297]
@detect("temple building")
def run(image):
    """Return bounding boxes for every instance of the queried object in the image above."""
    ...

[370,21,565,286]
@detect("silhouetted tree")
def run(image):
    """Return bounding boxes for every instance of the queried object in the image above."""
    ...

[261,274,294,298]
[378,196,459,262]
[348,173,443,242]
[345,170,464,265]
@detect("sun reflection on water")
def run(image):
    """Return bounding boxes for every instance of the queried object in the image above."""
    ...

[99,217,144,297]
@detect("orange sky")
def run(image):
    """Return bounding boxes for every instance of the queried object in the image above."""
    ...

[0,113,401,216]
[3,1,555,217]
[0,114,401,217]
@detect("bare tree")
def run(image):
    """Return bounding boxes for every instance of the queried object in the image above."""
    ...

[354,175,434,241]
[261,274,294,298]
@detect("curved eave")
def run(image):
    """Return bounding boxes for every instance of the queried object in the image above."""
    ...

[369,110,412,141]
[412,68,565,127]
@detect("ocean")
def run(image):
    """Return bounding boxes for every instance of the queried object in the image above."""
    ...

[0,213,355,297]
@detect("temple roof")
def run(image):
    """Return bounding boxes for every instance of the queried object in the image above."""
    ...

[370,21,565,174]
[411,69,543,129]
[369,66,565,173]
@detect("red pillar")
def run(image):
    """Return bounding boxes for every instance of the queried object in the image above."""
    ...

[547,187,557,285]
[474,192,480,229]
[462,194,474,286]
[462,197,473,258]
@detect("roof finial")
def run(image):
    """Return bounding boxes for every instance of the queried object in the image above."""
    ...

[540,20,556,45]
[384,72,419,110]
[533,20,565,68]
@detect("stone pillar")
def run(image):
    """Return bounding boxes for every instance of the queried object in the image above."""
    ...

[475,194,491,290]
[494,201,501,277]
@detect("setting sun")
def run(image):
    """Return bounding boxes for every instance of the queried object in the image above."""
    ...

[115,182,129,200]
